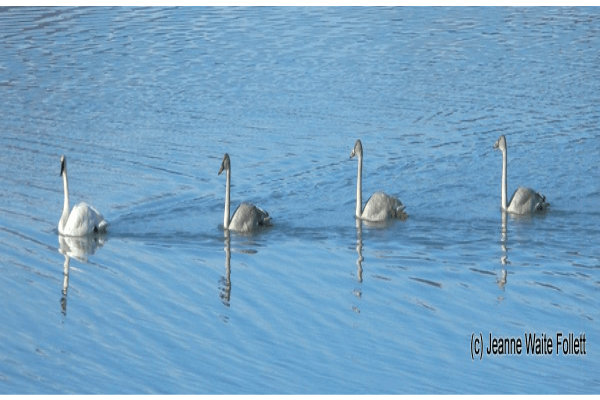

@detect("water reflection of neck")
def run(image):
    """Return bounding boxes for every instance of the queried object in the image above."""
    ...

[498,211,508,291]
[221,229,231,306]
[501,211,507,265]
[356,218,363,283]
[61,254,70,316]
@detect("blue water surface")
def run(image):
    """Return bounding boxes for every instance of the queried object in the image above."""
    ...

[0,7,599,394]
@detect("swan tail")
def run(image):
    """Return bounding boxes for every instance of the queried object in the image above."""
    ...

[256,206,272,227]
[535,193,549,211]
[393,202,408,220]
[97,219,109,233]
[260,215,273,227]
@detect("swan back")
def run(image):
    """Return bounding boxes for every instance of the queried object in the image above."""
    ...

[229,202,272,233]
[60,202,108,236]
[362,191,407,222]
[507,187,549,214]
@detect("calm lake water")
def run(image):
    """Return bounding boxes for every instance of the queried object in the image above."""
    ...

[1,6,599,394]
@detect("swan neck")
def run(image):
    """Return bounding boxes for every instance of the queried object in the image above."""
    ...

[224,168,231,229]
[356,153,363,218]
[501,148,508,211]
[60,170,70,232]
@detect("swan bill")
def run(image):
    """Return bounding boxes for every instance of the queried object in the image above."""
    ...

[60,155,66,176]
[218,153,230,176]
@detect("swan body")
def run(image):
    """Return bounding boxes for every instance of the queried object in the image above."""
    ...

[362,191,406,221]
[218,153,271,232]
[350,139,407,222]
[494,135,549,214]
[59,155,108,236]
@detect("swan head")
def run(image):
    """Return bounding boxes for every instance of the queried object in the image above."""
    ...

[218,153,230,175]
[494,135,507,152]
[350,139,363,159]
[60,155,67,176]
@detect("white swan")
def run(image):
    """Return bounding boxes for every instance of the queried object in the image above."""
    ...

[350,139,407,222]
[494,135,549,214]
[58,155,108,236]
[218,153,271,232]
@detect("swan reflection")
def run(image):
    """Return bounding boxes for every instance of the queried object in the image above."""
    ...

[58,234,106,316]
[59,234,105,262]
[60,253,70,316]
[351,217,364,312]
[501,211,508,266]
[498,211,508,290]
[218,229,265,309]
[220,230,232,307]
[355,218,363,284]
[354,217,399,285]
